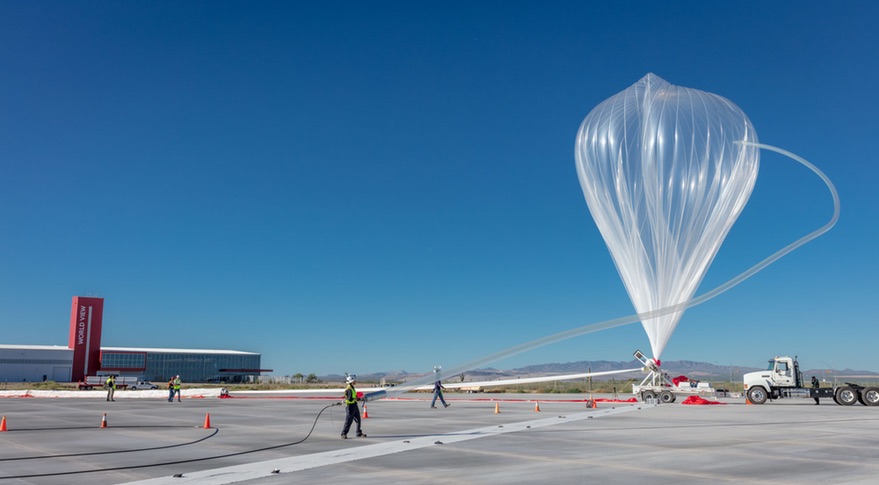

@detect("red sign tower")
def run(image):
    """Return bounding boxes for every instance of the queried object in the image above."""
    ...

[68,297,104,381]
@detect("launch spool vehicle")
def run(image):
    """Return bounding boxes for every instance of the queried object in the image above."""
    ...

[631,350,716,403]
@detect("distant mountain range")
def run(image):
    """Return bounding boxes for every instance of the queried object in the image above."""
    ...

[322,359,879,383]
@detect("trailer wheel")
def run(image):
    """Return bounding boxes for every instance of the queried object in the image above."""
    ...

[836,387,858,406]
[859,387,879,406]
[747,387,768,405]
[641,390,656,402]
[660,390,676,403]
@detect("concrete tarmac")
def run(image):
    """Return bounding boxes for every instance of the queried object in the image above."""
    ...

[1,392,878,484]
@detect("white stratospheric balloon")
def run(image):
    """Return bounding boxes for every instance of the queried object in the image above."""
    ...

[366,75,838,404]
[575,73,760,360]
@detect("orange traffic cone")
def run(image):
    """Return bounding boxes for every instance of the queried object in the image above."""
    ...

[494,402,501,414]
[0,416,7,432]
[203,413,212,429]
[745,398,752,405]
[591,399,598,409]
[534,402,541,412]
[362,404,369,419]
[100,413,108,428]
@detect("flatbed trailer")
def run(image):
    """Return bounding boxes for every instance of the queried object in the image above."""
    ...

[77,376,156,390]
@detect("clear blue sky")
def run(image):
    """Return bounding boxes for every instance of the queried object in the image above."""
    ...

[1,2,876,376]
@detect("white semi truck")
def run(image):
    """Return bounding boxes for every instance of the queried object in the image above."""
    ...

[743,356,879,406]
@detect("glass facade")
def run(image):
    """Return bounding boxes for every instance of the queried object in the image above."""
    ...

[100,348,262,383]
[101,351,147,371]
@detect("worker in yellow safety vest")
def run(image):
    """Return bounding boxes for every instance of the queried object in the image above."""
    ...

[105,375,116,402]
[168,375,182,402]
[340,375,365,439]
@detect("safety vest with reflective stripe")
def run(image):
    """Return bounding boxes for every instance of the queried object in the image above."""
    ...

[344,384,357,404]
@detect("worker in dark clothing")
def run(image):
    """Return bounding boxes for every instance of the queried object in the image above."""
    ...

[811,376,820,405]
[341,375,365,439]
[431,380,450,408]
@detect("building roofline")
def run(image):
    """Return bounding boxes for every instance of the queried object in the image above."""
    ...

[0,344,73,351]
[101,346,260,356]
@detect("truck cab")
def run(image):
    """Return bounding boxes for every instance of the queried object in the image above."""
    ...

[743,356,803,403]
[768,356,799,388]
[744,356,801,389]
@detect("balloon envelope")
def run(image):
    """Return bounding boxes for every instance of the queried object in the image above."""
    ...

[575,73,759,359]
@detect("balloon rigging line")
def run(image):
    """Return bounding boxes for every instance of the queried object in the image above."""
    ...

[370,142,839,400]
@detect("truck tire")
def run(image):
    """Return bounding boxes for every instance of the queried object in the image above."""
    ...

[660,390,676,403]
[747,387,768,405]
[858,387,879,406]
[641,390,656,402]
[130,386,137,390]
[836,387,858,406]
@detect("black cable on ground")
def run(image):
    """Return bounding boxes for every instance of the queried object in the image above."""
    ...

[0,428,219,462]
[0,402,341,480]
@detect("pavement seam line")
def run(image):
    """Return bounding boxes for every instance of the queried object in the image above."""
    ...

[127,404,650,484]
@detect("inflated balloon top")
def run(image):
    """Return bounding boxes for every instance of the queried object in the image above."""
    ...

[365,74,838,405]
[575,73,760,359]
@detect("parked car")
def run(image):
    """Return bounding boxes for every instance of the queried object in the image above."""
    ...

[129,380,158,390]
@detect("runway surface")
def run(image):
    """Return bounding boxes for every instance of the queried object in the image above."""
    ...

[1,391,878,484]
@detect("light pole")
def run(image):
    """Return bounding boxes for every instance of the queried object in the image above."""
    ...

[818,361,836,386]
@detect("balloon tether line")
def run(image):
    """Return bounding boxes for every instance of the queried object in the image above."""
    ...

[372,142,838,399]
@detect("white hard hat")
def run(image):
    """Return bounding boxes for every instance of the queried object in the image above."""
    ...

[346,375,356,384]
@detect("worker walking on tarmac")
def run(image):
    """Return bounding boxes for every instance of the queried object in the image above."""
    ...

[173,375,182,401]
[812,375,820,405]
[431,380,449,408]
[168,375,182,402]
[341,375,366,439]
[105,375,116,402]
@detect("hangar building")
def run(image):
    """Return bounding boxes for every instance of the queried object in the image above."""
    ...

[0,344,73,383]
[0,296,267,383]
